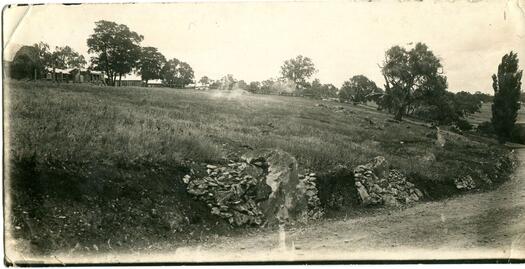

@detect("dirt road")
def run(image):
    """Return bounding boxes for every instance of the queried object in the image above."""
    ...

[167,148,525,262]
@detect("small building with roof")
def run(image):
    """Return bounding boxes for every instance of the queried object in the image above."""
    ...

[45,67,105,84]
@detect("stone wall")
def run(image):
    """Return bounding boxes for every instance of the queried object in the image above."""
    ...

[353,156,424,206]
[184,149,323,226]
[185,152,427,227]
[185,161,267,226]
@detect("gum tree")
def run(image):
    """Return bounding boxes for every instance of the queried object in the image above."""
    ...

[280,55,317,90]
[380,43,447,121]
[339,75,379,103]
[87,20,143,86]
[138,47,166,86]
[160,58,195,88]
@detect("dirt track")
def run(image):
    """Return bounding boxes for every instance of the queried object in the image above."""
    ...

[167,148,525,262]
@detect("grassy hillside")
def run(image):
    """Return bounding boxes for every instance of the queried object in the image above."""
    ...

[6,81,510,176]
[466,102,525,126]
[4,81,514,254]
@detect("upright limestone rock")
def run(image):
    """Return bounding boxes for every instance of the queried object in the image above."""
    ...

[242,149,309,225]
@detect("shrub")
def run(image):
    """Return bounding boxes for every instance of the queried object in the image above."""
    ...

[455,118,473,131]
[510,124,525,144]
[450,124,463,134]
[412,102,459,125]
[477,121,494,135]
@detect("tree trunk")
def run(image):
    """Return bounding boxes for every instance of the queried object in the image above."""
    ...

[394,106,404,121]
[107,70,113,86]
[119,74,122,86]
[107,71,113,86]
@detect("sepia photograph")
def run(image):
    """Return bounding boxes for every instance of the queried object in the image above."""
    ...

[2,0,525,265]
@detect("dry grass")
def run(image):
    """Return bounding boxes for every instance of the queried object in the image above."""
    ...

[7,81,507,176]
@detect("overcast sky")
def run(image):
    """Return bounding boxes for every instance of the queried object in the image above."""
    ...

[3,1,525,93]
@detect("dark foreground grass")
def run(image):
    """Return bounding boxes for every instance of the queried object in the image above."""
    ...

[4,81,514,254]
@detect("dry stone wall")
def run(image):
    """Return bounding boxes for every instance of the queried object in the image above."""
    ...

[185,152,427,226]
[454,175,476,190]
[184,149,323,227]
[298,172,324,220]
[353,156,424,206]
[185,162,267,226]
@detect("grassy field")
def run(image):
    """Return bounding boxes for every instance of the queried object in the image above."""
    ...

[466,102,525,126]
[4,81,515,254]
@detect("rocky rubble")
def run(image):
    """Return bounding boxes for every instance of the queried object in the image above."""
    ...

[353,156,424,206]
[298,173,324,220]
[454,175,476,190]
[185,161,267,226]
[185,152,428,226]
[184,149,323,226]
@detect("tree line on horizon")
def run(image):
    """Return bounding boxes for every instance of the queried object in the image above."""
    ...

[7,20,195,88]
[5,21,523,143]
[202,46,503,135]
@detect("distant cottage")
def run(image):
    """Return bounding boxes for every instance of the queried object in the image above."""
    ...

[40,68,167,88]
[70,68,104,84]
[45,67,105,84]
[117,73,144,87]
[115,75,164,87]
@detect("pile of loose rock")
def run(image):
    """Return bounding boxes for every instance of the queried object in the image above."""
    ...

[184,149,323,227]
[353,156,424,206]
[454,175,476,190]
[185,162,267,226]
[299,172,324,220]
[185,152,427,226]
